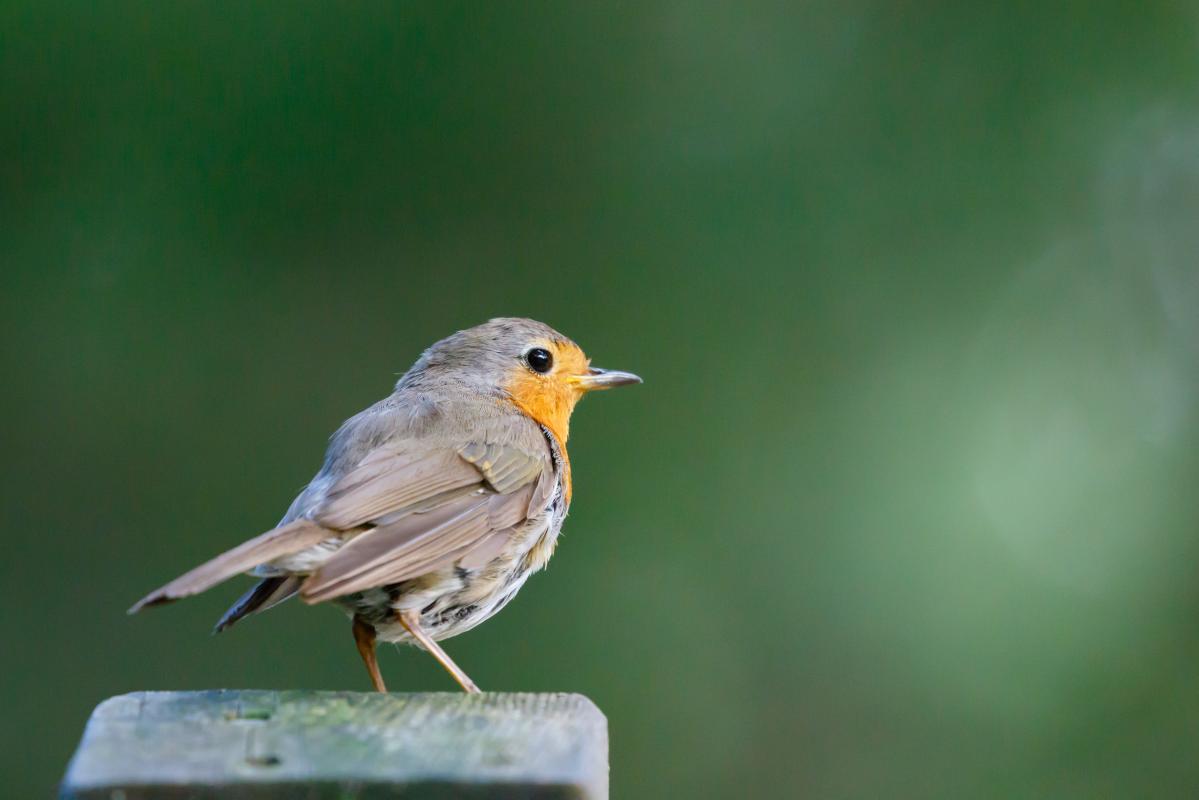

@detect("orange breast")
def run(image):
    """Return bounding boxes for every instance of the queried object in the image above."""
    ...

[504,341,592,504]
[506,374,575,503]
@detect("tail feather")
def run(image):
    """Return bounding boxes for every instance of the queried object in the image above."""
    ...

[128,519,330,614]
[212,575,302,633]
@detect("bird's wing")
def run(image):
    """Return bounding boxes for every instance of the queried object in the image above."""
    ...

[299,441,550,603]
[129,519,330,612]
[130,439,552,614]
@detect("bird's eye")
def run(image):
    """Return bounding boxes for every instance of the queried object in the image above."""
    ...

[525,347,553,374]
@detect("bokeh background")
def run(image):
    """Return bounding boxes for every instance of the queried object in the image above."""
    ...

[5,2,1199,797]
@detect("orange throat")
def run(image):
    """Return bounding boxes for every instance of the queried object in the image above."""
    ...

[506,373,578,503]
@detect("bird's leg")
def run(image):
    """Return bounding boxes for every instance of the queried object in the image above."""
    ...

[397,609,481,694]
[352,616,387,693]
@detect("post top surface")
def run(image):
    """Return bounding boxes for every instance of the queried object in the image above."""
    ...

[62,690,608,799]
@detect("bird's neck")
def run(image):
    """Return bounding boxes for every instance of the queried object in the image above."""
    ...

[505,379,577,504]
[505,376,579,449]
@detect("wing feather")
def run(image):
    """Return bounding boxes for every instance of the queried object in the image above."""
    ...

[301,496,488,602]
[458,530,513,570]
[459,443,545,494]
[129,519,331,613]
[131,430,554,617]
[301,483,535,603]
[317,449,482,529]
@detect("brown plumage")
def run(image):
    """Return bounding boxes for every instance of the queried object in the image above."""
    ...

[129,318,640,692]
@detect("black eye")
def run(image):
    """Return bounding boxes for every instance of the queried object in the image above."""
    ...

[525,347,553,374]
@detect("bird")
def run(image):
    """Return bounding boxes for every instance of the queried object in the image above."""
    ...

[129,317,641,693]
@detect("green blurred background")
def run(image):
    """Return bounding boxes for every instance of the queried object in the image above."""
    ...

[5,2,1199,797]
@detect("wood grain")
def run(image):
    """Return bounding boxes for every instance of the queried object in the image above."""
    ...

[60,690,608,799]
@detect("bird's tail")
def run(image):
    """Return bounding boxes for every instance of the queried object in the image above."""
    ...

[128,519,330,614]
[212,575,302,633]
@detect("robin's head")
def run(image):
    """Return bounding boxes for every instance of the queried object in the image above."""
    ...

[401,317,641,442]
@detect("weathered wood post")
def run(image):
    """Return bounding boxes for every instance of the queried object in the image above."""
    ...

[60,691,608,799]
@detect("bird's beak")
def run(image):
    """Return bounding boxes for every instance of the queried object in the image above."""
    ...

[570,367,643,392]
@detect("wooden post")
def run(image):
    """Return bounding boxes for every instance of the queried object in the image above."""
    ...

[60,690,608,799]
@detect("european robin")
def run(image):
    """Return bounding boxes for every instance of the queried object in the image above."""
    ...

[130,318,640,693]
